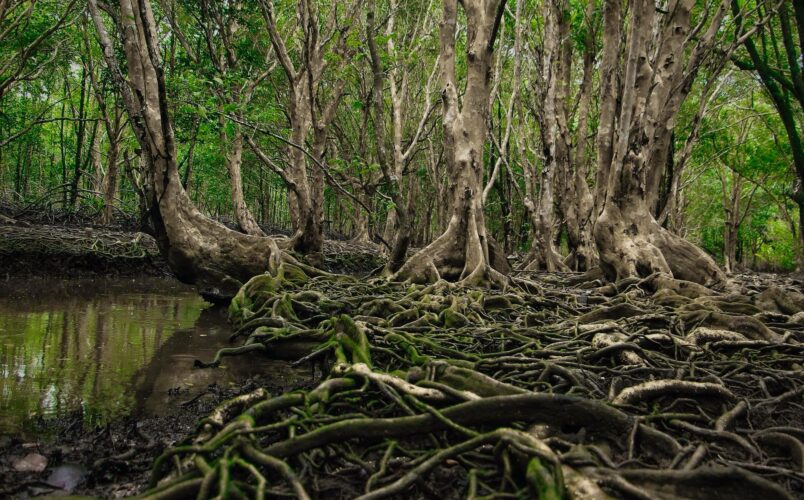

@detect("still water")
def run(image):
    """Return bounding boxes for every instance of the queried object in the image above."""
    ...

[0,277,302,435]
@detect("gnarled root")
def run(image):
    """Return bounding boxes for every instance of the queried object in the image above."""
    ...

[142,268,803,499]
[392,197,509,288]
[594,206,726,288]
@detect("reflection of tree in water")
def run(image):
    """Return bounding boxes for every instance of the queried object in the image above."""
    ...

[0,278,205,433]
[131,306,302,418]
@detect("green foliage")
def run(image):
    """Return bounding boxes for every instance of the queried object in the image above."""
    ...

[0,0,799,273]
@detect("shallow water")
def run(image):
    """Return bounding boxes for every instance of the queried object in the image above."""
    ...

[0,277,301,435]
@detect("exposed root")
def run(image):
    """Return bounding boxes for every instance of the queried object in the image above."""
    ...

[612,380,736,406]
[138,270,802,498]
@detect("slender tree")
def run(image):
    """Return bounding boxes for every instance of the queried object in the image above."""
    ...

[255,0,362,258]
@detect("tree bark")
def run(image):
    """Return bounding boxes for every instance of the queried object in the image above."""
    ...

[89,0,290,295]
[366,1,439,271]
[523,0,570,272]
[259,0,359,257]
[394,0,508,286]
[563,0,597,272]
[68,66,88,210]
[594,0,728,287]
[224,127,264,236]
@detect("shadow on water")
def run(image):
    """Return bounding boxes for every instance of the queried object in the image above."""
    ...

[0,277,306,436]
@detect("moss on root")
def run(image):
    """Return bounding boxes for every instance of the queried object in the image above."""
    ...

[147,269,802,499]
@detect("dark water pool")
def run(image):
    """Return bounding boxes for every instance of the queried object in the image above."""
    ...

[0,277,303,435]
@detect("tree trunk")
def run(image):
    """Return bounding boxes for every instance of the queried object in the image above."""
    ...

[394,0,508,286]
[68,66,88,210]
[89,0,291,295]
[563,0,597,272]
[350,192,372,244]
[223,126,264,236]
[723,175,741,273]
[524,0,569,273]
[101,139,118,224]
[525,164,566,272]
[594,0,727,287]
[259,0,357,257]
[366,5,411,272]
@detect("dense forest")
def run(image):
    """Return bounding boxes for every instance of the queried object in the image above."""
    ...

[1,0,803,498]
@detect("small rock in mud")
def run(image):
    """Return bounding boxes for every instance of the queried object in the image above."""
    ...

[12,452,47,472]
[46,463,87,492]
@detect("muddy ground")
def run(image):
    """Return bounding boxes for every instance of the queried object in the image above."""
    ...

[1,219,802,499]
[0,208,382,279]
[0,219,381,497]
[0,373,317,497]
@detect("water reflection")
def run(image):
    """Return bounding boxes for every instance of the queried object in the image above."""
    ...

[0,278,298,435]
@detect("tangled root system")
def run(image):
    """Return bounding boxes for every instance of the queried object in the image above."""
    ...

[142,267,803,499]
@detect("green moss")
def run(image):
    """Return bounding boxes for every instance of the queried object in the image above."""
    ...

[271,293,298,321]
[278,262,310,286]
[526,457,562,500]
[389,308,420,327]
[442,308,469,328]
[483,295,513,311]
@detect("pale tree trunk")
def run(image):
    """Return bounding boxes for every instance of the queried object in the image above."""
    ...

[716,160,741,274]
[258,0,360,257]
[523,0,569,272]
[89,0,290,295]
[483,0,523,266]
[561,0,597,272]
[367,0,439,271]
[716,123,764,274]
[350,191,372,244]
[307,78,348,260]
[525,167,566,271]
[90,132,103,194]
[288,91,318,252]
[394,0,508,286]
[82,23,123,226]
[100,107,123,225]
[222,126,264,236]
[721,169,763,274]
[381,210,398,254]
[594,0,731,287]
[368,4,410,272]
[343,87,377,246]
[723,175,741,274]
[101,137,119,225]
[163,0,266,236]
[195,2,266,238]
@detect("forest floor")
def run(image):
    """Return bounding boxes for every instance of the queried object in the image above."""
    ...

[0,216,803,498]
[0,373,309,497]
[0,205,383,278]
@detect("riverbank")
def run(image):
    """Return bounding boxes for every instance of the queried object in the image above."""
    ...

[0,218,384,279]
[0,372,312,497]
[0,277,313,497]
[0,220,382,497]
